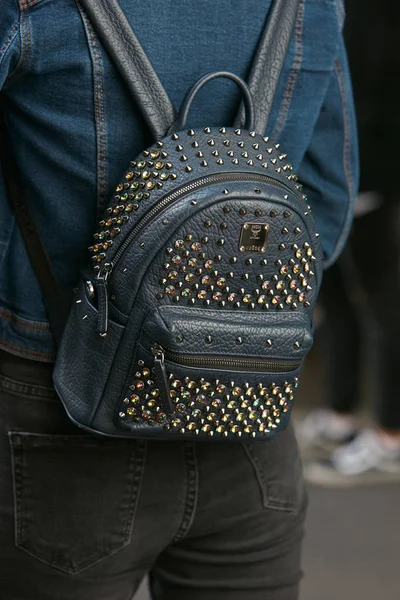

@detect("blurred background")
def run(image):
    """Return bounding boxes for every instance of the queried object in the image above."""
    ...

[135,1,400,598]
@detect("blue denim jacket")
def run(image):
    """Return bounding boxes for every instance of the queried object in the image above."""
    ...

[0,0,358,362]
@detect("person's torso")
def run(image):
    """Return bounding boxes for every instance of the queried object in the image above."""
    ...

[0,0,343,359]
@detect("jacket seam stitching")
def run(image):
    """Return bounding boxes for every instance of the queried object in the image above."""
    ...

[324,57,355,268]
[76,1,108,217]
[334,0,345,31]
[0,307,51,332]
[272,0,305,140]
[334,58,354,202]
[0,339,55,361]
[0,23,19,62]
[15,1,31,76]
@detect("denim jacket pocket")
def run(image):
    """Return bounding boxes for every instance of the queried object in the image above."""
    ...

[242,424,305,512]
[9,432,146,574]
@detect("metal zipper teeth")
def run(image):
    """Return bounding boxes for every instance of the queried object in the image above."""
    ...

[103,172,301,277]
[164,349,301,373]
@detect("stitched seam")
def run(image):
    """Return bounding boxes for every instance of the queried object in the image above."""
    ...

[76,1,108,216]
[242,443,296,511]
[173,443,198,542]
[9,434,22,555]
[334,58,354,201]
[324,56,356,268]
[0,307,51,332]
[272,0,305,140]
[0,339,55,362]
[122,441,146,542]
[0,375,56,399]
[16,1,31,76]
[0,23,19,61]
[334,0,345,31]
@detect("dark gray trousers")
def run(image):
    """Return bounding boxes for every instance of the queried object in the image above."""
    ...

[0,350,306,600]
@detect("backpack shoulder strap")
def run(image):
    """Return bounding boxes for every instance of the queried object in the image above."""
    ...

[80,0,300,137]
[238,0,300,134]
[79,0,176,140]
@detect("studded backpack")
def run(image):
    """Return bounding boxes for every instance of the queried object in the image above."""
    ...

[3,0,323,441]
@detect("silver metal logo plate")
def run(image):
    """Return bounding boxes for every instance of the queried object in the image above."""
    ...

[239,223,269,253]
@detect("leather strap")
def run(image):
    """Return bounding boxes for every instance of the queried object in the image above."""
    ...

[173,72,256,133]
[79,0,300,136]
[78,0,176,140]
[236,0,300,134]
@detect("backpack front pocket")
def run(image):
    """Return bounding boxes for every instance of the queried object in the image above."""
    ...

[117,307,312,440]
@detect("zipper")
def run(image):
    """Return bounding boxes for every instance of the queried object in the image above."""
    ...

[95,172,300,334]
[151,344,175,413]
[151,343,301,411]
[155,344,301,373]
[102,172,300,279]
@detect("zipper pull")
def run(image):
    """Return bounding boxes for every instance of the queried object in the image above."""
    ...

[152,344,174,413]
[95,264,112,337]
[95,276,108,336]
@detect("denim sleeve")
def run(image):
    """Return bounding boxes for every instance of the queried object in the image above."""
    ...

[297,36,359,268]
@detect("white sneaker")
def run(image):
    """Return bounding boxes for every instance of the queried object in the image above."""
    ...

[295,408,357,460]
[304,430,400,487]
